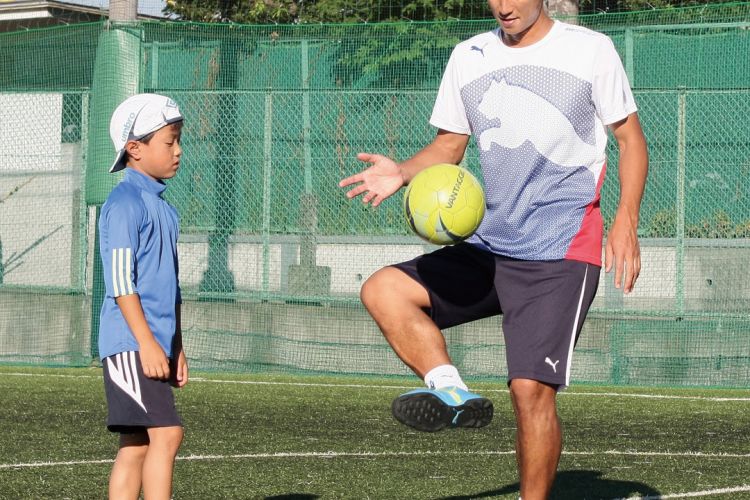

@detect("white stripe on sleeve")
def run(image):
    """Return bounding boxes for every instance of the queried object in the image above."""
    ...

[125,248,134,295]
[111,249,120,297]
[112,247,134,297]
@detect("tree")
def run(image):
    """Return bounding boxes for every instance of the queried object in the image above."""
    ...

[165,0,738,23]
[163,0,491,23]
[164,0,298,23]
[548,0,579,18]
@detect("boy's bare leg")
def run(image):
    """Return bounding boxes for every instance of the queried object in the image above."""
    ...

[511,379,561,500]
[141,425,183,500]
[109,432,149,500]
[360,266,449,377]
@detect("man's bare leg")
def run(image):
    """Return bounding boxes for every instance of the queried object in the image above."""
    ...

[361,266,493,431]
[510,378,561,500]
[360,266,449,376]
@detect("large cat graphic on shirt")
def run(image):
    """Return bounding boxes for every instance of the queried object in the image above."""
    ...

[476,78,598,169]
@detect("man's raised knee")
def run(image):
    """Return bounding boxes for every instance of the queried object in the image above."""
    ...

[361,267,400,309]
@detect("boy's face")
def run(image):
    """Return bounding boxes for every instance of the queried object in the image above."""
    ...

[488,0,551,47]
[126,122,183,181]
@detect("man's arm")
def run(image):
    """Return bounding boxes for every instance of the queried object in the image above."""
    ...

[606,112,649,294]
[397,129,471,184]
[116,294,171,379]
[340,130,470,207]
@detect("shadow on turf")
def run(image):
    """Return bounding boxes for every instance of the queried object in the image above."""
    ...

[264,495,318,500]
[438,470,661,499]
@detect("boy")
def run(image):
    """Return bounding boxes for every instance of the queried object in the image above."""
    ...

[98,93,186,500]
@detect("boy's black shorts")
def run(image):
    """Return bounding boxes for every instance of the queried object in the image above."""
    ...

[392,242,600,388]
[102,350,182,433]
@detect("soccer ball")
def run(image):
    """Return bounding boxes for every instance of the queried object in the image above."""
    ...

[403,163,485,245]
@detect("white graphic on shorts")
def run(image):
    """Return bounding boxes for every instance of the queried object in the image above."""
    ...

[545,357,560,373]
[477,78,598,169]
[107,351,147,412]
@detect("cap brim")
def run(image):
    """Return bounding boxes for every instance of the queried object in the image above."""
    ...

[109,149,127,173]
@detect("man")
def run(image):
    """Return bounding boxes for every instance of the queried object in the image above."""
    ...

[339,0,648,497]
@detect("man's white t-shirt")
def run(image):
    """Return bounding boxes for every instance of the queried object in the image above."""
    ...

[430,20,637,266]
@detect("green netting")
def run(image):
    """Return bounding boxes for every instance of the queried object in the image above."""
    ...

[1,3,749,386]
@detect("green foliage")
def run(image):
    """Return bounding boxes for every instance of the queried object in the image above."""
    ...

[580,1,750,25]
[644,209,750,239]
[164,0,750,23]
[646,209,677,238]
[686,210,750,238]
[165,0,299,23]
[297,0,378,23]
[330,22,462,89]
[579,0,744,15]
[164,0,491,23]
[399,0,488,21]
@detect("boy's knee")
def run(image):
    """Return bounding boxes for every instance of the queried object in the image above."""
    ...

[117,436,149,465]
[164,426,184,448]
[148,426,184,452]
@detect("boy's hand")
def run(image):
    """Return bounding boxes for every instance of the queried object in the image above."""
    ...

[170,349,188,388]
[139,339,170,380]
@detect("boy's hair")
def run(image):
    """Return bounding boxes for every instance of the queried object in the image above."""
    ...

[120,122,183,166]
[120,132,155,166]
[138,131,156,145]
[109,93,183,173]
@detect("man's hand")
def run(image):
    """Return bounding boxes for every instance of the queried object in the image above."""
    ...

[605,208,641,294]
[339,153,405,207]
[139,338,170,380]
[607,112,648,295]
[339,132,470,207]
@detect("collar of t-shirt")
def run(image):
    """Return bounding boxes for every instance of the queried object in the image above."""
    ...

[123,167,168,197]
[495,19,561,52]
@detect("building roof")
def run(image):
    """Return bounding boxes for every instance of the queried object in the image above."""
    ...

[0,0,163,32]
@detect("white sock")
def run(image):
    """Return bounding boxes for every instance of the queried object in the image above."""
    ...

[424,364,468,391]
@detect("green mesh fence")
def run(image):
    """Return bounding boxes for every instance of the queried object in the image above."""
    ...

[1,3,749,386]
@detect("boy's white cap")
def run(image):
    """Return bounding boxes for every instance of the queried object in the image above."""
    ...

[109,93,183,173]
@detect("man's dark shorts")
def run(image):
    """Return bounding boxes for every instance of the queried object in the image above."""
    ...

[102,350,182,433]
[393,242,600,388]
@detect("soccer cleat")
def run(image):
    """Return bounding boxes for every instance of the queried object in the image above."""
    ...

[391,386,493,432]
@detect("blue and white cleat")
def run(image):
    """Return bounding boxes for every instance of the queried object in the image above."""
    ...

[391,386,493,432]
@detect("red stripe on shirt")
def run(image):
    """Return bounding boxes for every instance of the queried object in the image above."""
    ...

[565,163,607,266]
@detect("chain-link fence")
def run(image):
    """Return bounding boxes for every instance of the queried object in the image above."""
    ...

[1,3,749,385]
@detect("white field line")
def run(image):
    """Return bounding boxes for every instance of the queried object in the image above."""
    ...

[2,372,748,402]
[2,449,749,470]
[2,374,747,498]
[1,457,747,500]
[615,484,750,499]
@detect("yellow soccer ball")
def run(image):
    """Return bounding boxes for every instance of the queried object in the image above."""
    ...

[403,164,485,245]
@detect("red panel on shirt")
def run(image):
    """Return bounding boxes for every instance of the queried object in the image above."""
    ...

[565,163,607,266]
